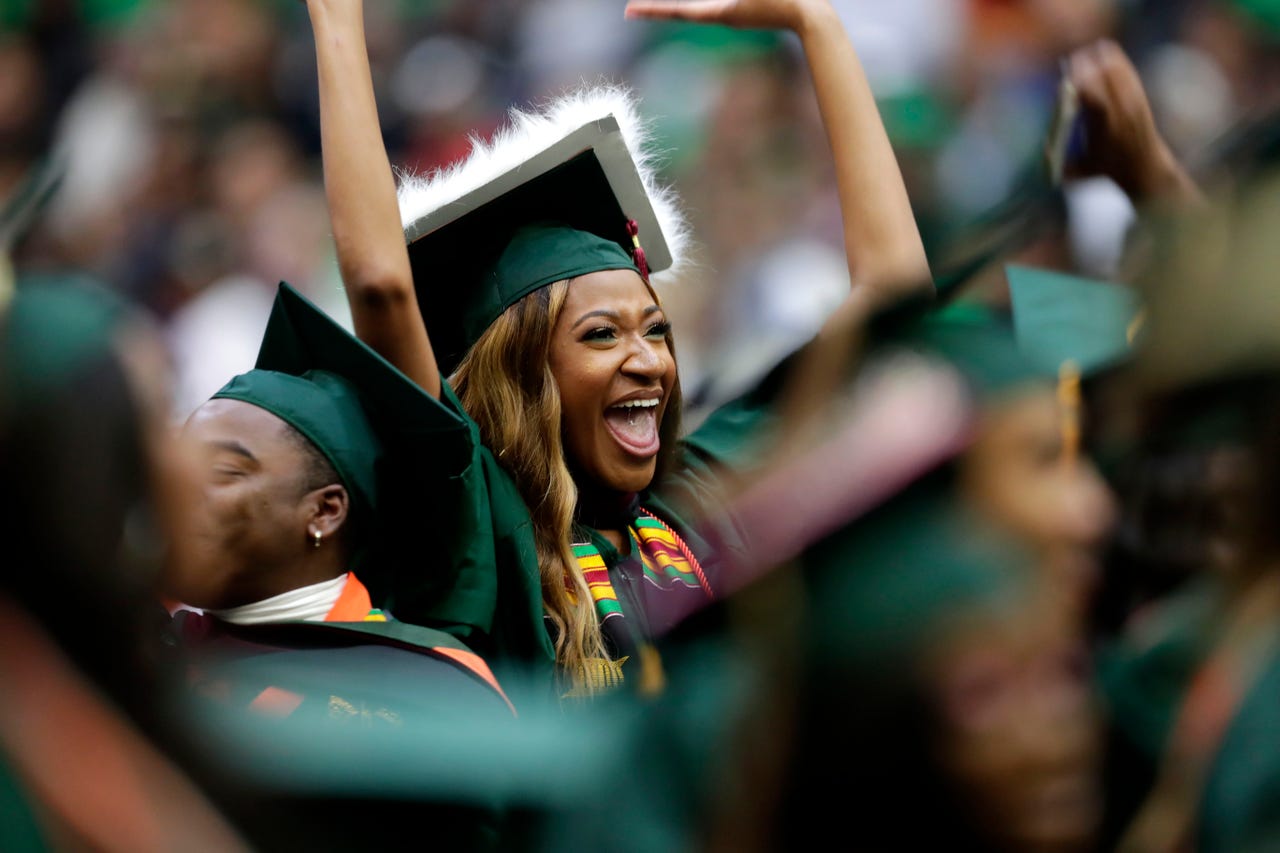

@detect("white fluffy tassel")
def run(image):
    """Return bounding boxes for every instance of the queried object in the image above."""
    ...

[395,83,689,284]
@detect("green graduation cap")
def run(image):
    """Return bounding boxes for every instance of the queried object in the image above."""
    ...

[1006,263,1144,380]
[211,282,471,601]
[800,465,1033,675]
[397,86,687,375]
[867,261,1143,408]
[249,281,468,453]
[224,283,552,668]
[213,369,383,521]
[864,295,1053,407]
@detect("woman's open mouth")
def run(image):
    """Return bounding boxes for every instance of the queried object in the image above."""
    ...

[603,397,661,457]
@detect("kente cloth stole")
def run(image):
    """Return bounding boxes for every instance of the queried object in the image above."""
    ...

[569,508,714,626]
[631,513,713,595]
[564,509,712,698]
[572,541,625,622]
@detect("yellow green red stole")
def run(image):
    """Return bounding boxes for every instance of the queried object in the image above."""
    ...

[565,508,713,698]
[571,508,713,624]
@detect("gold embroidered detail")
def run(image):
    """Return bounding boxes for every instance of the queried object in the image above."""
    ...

[561,655,629,699]
[328,695,402,726]
[636,643,666,699]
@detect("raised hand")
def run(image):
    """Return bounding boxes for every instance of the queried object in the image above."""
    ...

[631,0,929,305]
[623,0,825,33]
[1066,39,1202,206]
[304,0,442,396]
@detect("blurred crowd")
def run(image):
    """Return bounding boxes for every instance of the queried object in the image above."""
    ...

[9,0,1273,420]
[4,0,1280,851]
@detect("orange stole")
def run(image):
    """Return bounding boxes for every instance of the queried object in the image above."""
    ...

[324,573,388,622]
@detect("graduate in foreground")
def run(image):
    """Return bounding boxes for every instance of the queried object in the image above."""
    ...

[302,0,931,697]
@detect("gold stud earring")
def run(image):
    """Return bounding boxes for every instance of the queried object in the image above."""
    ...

[312,529,322,549]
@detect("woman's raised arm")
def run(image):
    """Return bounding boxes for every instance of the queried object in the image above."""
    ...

[625,0,932,306]
[305,0,441,397]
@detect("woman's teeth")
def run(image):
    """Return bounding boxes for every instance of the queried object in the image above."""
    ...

[614,398,658,426]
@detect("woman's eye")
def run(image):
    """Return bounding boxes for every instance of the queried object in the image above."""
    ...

[581,327,617,343]
[645,320,671,339]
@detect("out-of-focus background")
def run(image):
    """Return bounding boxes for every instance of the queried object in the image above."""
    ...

[2,0,1276,422]
[7,5,1280,851]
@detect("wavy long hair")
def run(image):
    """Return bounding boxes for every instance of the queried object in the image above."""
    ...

[450,277,682,687]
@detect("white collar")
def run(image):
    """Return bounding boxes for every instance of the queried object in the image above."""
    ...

[208,573,349,626]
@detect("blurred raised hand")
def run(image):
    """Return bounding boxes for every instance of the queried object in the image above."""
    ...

[630,0,931,306]
[1066,39,1203,207]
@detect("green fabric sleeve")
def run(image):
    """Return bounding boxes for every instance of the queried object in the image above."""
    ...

[383,379,554,682]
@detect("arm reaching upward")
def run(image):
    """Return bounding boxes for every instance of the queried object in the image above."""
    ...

[1065,38,1204,210]
[624,0,933,306]
[305,0,441,396]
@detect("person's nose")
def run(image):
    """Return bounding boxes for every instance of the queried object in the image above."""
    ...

[1061,462,1117,548]
[622,335,668,382]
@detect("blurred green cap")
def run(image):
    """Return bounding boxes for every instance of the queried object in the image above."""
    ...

[802,472,1031,670]
[2,274,134,401]
[869,299,1047,403]
[1006,263,1144,379]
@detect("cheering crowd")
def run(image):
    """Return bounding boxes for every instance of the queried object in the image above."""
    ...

[3,0,1280,850]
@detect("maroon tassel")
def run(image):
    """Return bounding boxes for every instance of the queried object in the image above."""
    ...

[626,218,650,283]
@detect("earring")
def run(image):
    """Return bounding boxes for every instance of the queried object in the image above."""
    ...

[312,529,322,550]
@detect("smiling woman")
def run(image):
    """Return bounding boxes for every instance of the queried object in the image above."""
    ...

[302,0,931,696]
[547,270,676,495]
